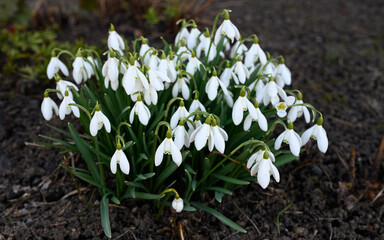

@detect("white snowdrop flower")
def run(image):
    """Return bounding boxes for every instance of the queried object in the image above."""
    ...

[274,58,292,88]
[210,122,228,153]
[155,130,182,166]
[147,66,171,91]
[122,63,149,95]
[229,40,248,59]
[175,27,189,47]
[143,84,158,105]
[231,57,250,84]
[86,55,98,76]
[172,122,190,149]
[249,150,279,189]
[129,95,151,125]
[41,94,59,121]
[187,116,202,136]
[301,118,328,153]
[55,77,78,100]
[243,101,268,132]
[189,98,206,113]
[47,56,69,79]
[102,53,126,91]
[205,70,230,101]
[187,26,201,49]
[256,78,287,106]
[196,33,217,62]
[59,91,80,120]
[158,53,177,82]
[274,122,302,156]
[223,90,234,107]
[172,75,190,100]
[260,58,275,78]
[190,121,212,151]
[170,101,190,129]
[172,197,184,213]
[186,54,204,76]
[107,24,125,55]
[110,143,130,175]
[148,52,160,70]
[222,37,231,52]
[244,38,267,68]
[232,89,258,125]
[176,41,191,62]
[139,40,152,65]
[89,105,111,137]
[275,96,296,118]
[214,11,240,44]
[72,51,92,84]
[287,95,311,123]
[220,62,232,88]
[246,149,275,169]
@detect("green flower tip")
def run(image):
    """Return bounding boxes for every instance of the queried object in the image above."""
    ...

[179,119,185,126]
[280,57,285,64]
[166,130,172,139]
[254,100,259,108]
[191,49,196,58]
[54,74,61,82]
[142,37,147,44]
[195,115,200,121]
[75,48,82,57]
[212,68,217,77]
[44,91,49,98]
[240,87,246,97]
[51,50,56,57]
[288,121,294,130]
[180,39,186,47]
[95,103,100,112]
[297,91,303,100]
[317,117,323,125]
[160,51,166,59]
[194,92,199,100]
[116,142,122,150]
[253,35,259,44]
[225,61,230,68]
[224,10,230,20]
[263,151,269,159]
[64,90,69,97]
[109,23,115,32]
[110,50,115,58]
[211,117,217,127]
[205,115,212,125]
[204,29,210,38]
[269,76,275,82]
[180,100,185,107]
[137,93,142,101]
[266,52,271,60]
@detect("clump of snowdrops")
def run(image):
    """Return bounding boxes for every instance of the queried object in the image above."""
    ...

[39,9,328,237]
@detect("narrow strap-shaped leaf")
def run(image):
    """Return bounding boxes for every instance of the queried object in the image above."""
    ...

[100,195,112,238]
[39,134,76,150]
[191,202,246,233]
[211,173,250,185]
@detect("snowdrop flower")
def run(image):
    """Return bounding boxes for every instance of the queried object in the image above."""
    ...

[139,39,152,65]
[176,40,191,62]
[243,100,268,132]
[301,117,328,153]
[187,115,202,135]
[220,62,232,87]
[155,130,182,166]
[158,52,177,82]
[89,104,111,136]
[173,121,190,149]
[229,40,248,59]
[287,94,311,123]
[275,96,296,118]
[187,25,201,49]
[41,93,58,121]
[247,148,274,169]
[196,31,217,62]
[249,150,279,189]
[232,88,257,125]
[172,74,190,100]
[148,51,160,70]
[107,24,125,55]
[47,56,69,79]
[172,197,184,213]
[274,58,291,88]
[244,37,267,68]
[231,57,250,84]
[59,90,80,120]
[55,76,78,100]
[189,96,206,113]
[147,66,171,91]
[102,52,126,91]
[110,142,130,175]
[143,84,158,105]
[129,94,151,125]
[72,50,92,84]
[170,101,190,129]
[186,52,204,76]
[274,122,302,156]
[122,62,149,95]
[214,10,240,44]
[86,55,98,76]
[257,77,287,106]
[205,69,230,101]
[175,27,189,47]
[210,120,228,153]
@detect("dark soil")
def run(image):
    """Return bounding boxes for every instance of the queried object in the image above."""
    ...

[1,0,384,239]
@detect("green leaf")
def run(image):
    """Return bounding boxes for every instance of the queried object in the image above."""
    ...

[211,173,250,185]
[274,152,299,167]
[135,172,155,180]
[100,195,112,238]
[154,162,178,190]
[215,191,223,203]
[204,186,232,195]
[122,191,164,200]
[191,202,246,233]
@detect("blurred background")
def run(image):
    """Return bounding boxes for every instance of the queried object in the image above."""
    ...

[1,0,383,239]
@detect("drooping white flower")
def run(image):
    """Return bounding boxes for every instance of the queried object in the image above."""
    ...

[248,150,279,189]
[210,124,228,153]
[205,72,230,101]
[139,40,152,65]
[243,102,268,132]
[287,98,311,123]
[47,56,69,79]
[244,39,267,68]
[220,62,232,87]
[55,77,78,100]
[110,144,130,175]
[214,12,240,44]
[173,123,190,149]
[172,197,184,212]
[187,26,201,49]
[187,116,202,136]
[189,98,206,113]
[232,94,258,127]
[143,84,158,105]
[107,25,125,55]
[148,52,160,70]
[186,55,203,76]
[129,96,151,125]
[274,123,302,156]
[176,41,191,62]
[122,63,149,95]
[155,131,182,166]
[72,53,92,84]
[89,107,111,136]
[256,79,287,106]
[86,55,98,76]
[175,27,189,47]
[172,75,190,100]
[229,40,248,59]
[170,101,190,129]
[301,118,328,153]
[247,149,275,169]
[196,33,217,62]
[275,96,296,118]
[147,67,171,91]
[158,54,177,82]
[190,117,227,153]
[102,54,126,91]
[274,59,292,88]
[231,58,250,84]
[59,91,80,120]
[41,95,59,121]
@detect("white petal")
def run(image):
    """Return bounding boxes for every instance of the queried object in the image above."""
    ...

[110,151,118,174]
[288,131,301,156]
[257,160,270,189]
[317,127,328,153]
[270,162,280,182]
[170,141,182,166]
[90,114,99,136]
[257,109,268,131]
[232,98,244,125]
[194,124,210,150]
[102,113,111,133]
[118,151,130,175]
[213,127,225,153]
[243,114,253,131]
[155,141,165,166]
[274,131,285,150]
[301,125,314,145]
